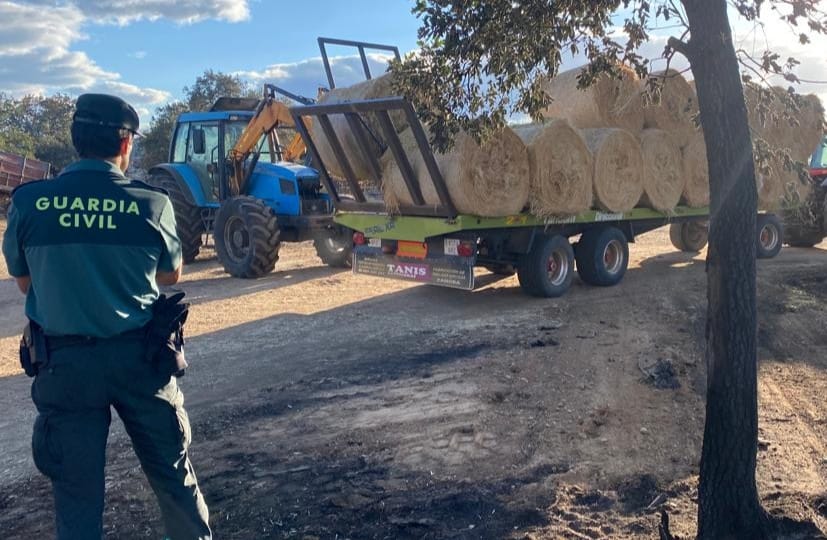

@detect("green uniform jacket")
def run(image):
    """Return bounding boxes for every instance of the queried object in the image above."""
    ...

[2,159,183,337]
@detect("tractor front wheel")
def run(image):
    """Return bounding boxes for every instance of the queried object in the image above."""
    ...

[214,196,280,278]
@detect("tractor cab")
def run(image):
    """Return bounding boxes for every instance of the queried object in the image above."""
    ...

[167,107,322,208]
[809,136,827,184]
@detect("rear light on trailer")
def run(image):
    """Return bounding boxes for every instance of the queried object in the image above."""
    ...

[353,232,366,245]
[457,241,476,257]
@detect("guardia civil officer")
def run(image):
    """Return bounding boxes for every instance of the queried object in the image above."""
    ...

[1,94,211,539]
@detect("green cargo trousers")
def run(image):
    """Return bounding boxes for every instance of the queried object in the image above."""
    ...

[30,333,211,540]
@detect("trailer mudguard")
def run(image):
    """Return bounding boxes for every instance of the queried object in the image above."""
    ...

[148,164,211,207]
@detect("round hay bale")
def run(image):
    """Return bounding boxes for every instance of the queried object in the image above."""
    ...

[681,134,710,207]
[782,167,813,205]
[513,120,593,217]
[756,155,786,211]
[580,128,644,212]
[791,94,824,160]
[743,84,817,159]
[383,128,530,216]
[639,129,684,212]
[643,70,698,148]
[542,65,645,133]
[314,73,406,181]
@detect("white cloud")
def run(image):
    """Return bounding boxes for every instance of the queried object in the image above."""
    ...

[0,1,170,126]
[236,53,397,99]
[128,50,147,59]
[22,0,250,24]
[732,10,827,103]
[0,2,85,55]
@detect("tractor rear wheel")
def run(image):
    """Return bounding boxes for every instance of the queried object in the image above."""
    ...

[314,227,353,268]
[147,172,203,263]
[782,200,824,247]
[214,196,280,278]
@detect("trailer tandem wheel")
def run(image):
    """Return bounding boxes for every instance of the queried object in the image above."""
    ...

[756,213,783,259]
[669,220,708,253]
[517,235,574,298]
[575,227,629,287]
[314,226,353,268]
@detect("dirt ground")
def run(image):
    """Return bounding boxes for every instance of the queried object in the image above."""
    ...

[1,217,827,539]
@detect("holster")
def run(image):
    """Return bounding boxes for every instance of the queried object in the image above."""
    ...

[19,320,48,377]
[145,292,189,378]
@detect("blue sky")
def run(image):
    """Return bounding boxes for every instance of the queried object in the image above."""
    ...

[1,1,423,124]
[2,1,825,127]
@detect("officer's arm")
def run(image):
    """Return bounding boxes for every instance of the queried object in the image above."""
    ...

[15,276,31,295]
[156,199,183,286]
[2,201,31,295]
[156,266,182,286]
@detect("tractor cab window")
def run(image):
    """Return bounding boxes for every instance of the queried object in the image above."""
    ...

[224,120,273,163]
[171,122,189,163]
[186,122,220,202]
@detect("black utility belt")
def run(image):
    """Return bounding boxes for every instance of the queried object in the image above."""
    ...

[20,293,189,379]
[45,326,147,351]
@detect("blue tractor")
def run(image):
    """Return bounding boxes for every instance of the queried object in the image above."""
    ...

[147,87,352,278]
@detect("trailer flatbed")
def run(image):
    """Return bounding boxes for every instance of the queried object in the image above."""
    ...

[292,96,784,297]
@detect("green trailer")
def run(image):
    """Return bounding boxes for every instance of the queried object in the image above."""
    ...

[291,96,783,298]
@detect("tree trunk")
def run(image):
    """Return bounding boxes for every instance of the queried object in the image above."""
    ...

[680,1,770,538]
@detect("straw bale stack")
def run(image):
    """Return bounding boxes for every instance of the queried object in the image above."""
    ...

[638,129,684,212]
[580,128,644,212]
[313,74,406,181]
[541,66,645,133]
[681,133,710,207]
[513,120,593,217]
[382,128,530,216]
[643,70,698,148]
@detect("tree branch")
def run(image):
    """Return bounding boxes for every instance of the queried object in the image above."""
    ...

[667,35,691,58]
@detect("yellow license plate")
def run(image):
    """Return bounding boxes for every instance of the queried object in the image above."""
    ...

[397,241,428,259]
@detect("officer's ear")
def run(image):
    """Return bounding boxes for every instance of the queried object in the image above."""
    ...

[119,134,132,156]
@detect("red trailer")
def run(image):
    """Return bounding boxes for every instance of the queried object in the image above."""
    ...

[0,151,50,213]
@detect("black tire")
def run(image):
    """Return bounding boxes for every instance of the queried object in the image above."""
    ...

[314,227,353,268]
[756,213,783,259]
[147,172,203,263]
[783,225,822,247]
[782,198,823,247]
[575,227,629,287]
[517,235,574,298]
[214,196,280,278]
[669,220,708,252]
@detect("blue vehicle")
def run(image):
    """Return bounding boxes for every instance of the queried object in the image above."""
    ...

[147,89,352,278]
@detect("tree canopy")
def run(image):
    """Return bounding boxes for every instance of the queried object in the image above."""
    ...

[139,69,258,168]
[0,93,76,171]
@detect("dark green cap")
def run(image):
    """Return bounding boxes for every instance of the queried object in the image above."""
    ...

[73,93,142,136]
